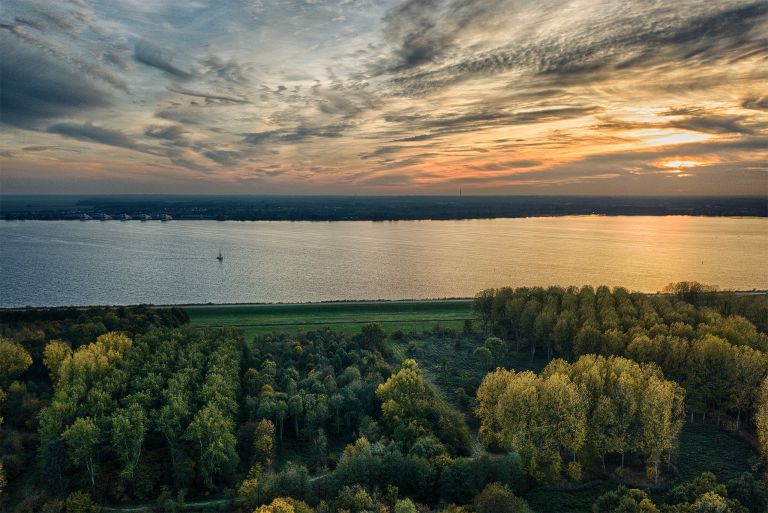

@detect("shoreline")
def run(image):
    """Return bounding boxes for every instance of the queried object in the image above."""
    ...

[3,213,768,222]
[2,291,767,311]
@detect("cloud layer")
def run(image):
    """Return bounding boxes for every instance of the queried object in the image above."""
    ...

[1,0,767,194]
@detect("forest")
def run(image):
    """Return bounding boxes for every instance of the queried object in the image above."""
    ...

[1,284,767,513]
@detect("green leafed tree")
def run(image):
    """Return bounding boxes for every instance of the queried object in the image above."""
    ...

[62,417,100,489]
[111,402,147,481]
[184,404,238,487]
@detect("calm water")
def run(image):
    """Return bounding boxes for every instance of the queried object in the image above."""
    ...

[0,217,766,307]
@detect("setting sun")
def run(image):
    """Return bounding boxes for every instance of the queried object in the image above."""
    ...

[662,160,702,169]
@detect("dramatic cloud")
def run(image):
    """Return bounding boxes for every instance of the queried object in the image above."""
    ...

[134,40,193,79]
[0,35,111,128]
[1,0,767,194]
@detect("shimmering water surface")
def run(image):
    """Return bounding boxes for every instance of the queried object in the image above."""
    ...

[1,217,766,306]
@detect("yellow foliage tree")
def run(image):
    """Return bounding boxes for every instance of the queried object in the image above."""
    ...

[757,377,768,466]
[253,497,313,513]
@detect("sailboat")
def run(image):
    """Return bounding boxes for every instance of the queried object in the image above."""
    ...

[216,250,223,262]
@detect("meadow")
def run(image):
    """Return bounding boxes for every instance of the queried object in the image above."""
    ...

[186,300,473,340]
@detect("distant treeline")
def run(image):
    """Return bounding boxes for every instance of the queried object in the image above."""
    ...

[3,195,767,220]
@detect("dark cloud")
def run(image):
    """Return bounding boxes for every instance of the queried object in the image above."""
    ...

[0,35,111,128]
[199,55,250,86]
[48,122,140,150]
[742,96,768,111]
[134,40,193,79]
[144,124,187,141]
[203,150,241,166]
[167,86,249,104]
[243,124,352,145]
[670,115,754,135]
[380,0,450,72]
[360,146,406,159]
[389,106,600,142]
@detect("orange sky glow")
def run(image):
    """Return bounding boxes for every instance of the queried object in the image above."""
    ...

[1,0,767,194]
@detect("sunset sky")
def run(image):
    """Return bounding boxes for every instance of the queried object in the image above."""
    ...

[1,0,767,195]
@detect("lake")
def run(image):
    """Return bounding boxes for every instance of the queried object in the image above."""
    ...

[0,216,766,307]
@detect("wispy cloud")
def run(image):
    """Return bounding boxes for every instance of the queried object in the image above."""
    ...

[1,0,767,194]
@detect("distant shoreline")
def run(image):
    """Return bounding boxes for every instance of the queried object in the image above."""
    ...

[2,194,766,220]
[3,292,768,311]
[3,213,768,222]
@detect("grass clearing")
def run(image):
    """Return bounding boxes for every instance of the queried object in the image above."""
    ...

[186,300,473,341]
[394,332,549,413]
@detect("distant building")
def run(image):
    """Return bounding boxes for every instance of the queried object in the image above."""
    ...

[98,213,112,221]
[80,213,93,220]
[161,214,173,221]
[120,213,132,221]
[140,214,152,221]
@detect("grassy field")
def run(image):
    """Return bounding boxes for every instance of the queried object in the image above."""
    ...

[186,300,473,341]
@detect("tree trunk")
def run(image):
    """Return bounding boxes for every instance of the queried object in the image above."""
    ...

[620,452,625,469]
[601,453,606,473]
[736,410,741,431]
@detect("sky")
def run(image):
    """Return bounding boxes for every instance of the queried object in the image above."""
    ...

[1,0,767,195]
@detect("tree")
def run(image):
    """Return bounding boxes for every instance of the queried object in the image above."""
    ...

[254,497,313,513]
[43,339,72,383]
[573,325,602,358]
[726,472,768,513]
[254,419,276,468]
[539,371,587,475]
[474,483,519,513]
[394,498,418,513]
[473,347,493,370]
[592,486,659,513]
[553,310,578,359]
[473,289,496,332]
[111,403,147,481]
[377,359,431,432]
[640,377,685,483]
[358,323,387,355]
[239,471,262,509]
[184,404,238,487]
[476,369,515,449]
[484,337,507,362]
[287,395,304,437]
[335,484,375,513]
[64,491,101,513]
[757,377,768,465]
[0,338,32,383]
[155,394,191,484]
[62,417,100,489]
